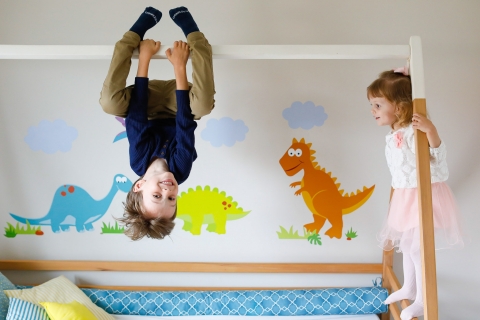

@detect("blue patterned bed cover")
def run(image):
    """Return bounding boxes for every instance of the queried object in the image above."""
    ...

[83,287,387,317]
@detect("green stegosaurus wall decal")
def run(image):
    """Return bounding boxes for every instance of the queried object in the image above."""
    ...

[177,186,250,235]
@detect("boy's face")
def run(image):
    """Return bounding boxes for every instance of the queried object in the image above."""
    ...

[133,172,178,220]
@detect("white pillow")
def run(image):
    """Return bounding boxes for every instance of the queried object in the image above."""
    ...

[3,275,114,320]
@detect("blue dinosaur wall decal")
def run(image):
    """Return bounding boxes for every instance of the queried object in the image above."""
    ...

[9,174,132,233]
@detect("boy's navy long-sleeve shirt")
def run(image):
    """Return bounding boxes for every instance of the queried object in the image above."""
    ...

[125,77,197,185]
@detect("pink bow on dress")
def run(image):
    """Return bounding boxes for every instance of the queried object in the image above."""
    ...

[394,131,404,148]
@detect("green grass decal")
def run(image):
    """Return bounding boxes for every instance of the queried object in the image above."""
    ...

[307,233,322,245]
[277,226,307,239]
[101,221,125,234]
[4,223,16,238]
[345,227,358,240]
[277,225,321,245]
[4,221,43,238]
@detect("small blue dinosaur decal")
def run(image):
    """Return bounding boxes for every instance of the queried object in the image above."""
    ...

[9,174,132,233]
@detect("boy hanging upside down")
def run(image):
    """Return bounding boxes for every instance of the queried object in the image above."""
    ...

[99,6,215,240]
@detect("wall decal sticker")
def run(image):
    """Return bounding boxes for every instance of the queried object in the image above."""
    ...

[101,221,125,234]
[276,226,316,240]
[307,233,322,246]
[9,174,132,233]
[276,225,322,246]
[24,119,78,153]
[279,138,375,239]
[177,185,250,235]
[282,101,328,130]
[4,221,43,238]
[345,227,358,240]
[201,117,249,147]
[113,116,127,143]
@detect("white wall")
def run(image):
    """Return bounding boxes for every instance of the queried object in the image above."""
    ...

[1,1,479,319]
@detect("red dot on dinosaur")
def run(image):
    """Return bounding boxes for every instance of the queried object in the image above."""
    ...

[61,191,66,196]
[68,186,75,193]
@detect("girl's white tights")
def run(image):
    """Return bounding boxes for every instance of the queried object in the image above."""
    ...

[384,250,424,319]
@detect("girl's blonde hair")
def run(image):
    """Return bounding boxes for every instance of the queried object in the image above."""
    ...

[367,70,413,129]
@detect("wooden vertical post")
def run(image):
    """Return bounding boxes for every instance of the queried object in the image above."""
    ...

[381,248,394,320]
[410,36,439,320]
[413,98,438,319]
[381,187,395,320]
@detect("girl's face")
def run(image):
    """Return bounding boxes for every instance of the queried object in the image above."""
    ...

[369,96,399,129]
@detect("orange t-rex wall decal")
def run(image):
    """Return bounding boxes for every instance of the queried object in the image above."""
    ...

[279,138,375,239]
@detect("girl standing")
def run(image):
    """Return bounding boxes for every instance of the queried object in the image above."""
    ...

[367,68,464,320]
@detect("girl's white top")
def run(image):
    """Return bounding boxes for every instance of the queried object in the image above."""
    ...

[385,123,448,189]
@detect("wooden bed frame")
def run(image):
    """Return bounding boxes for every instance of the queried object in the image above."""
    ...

[0,257,413,320]
[0,37,437,320]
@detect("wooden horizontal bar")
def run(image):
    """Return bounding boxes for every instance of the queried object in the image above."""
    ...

[0,44,410,60]
[0,260,382,273]
[18,284,338,291]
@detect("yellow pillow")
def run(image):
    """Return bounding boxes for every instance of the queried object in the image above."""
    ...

[3,275,113,320]
[40,301,97,320]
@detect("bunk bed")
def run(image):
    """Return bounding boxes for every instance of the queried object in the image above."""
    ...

[0,37,437,320]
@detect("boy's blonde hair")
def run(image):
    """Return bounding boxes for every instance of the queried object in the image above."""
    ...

[117,176,176,241]
[367,70,413,129]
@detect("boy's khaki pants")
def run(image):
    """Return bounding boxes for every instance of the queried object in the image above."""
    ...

[99,31,215,120]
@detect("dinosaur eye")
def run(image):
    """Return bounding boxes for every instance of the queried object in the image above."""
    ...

[288,148,295,157]
[295,149,302,157]
[116,176,127,183]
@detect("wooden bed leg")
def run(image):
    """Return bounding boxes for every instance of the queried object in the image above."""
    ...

[381,247,393,320]
[379,187,396,320]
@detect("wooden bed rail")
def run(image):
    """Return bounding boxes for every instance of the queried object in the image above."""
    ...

[0,260,382,274]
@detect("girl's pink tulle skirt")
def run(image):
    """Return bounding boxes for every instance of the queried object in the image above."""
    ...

[377,182,465,253]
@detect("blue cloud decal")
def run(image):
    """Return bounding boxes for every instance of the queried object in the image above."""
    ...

[24,119,78,154]
[201,117,249,147]
[282,101,328,129]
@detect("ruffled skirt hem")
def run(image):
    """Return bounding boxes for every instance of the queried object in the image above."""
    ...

[377,182,464,253]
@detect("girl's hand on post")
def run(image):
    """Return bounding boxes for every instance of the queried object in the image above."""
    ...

[412,113,434,133]
[412,113,441,148]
